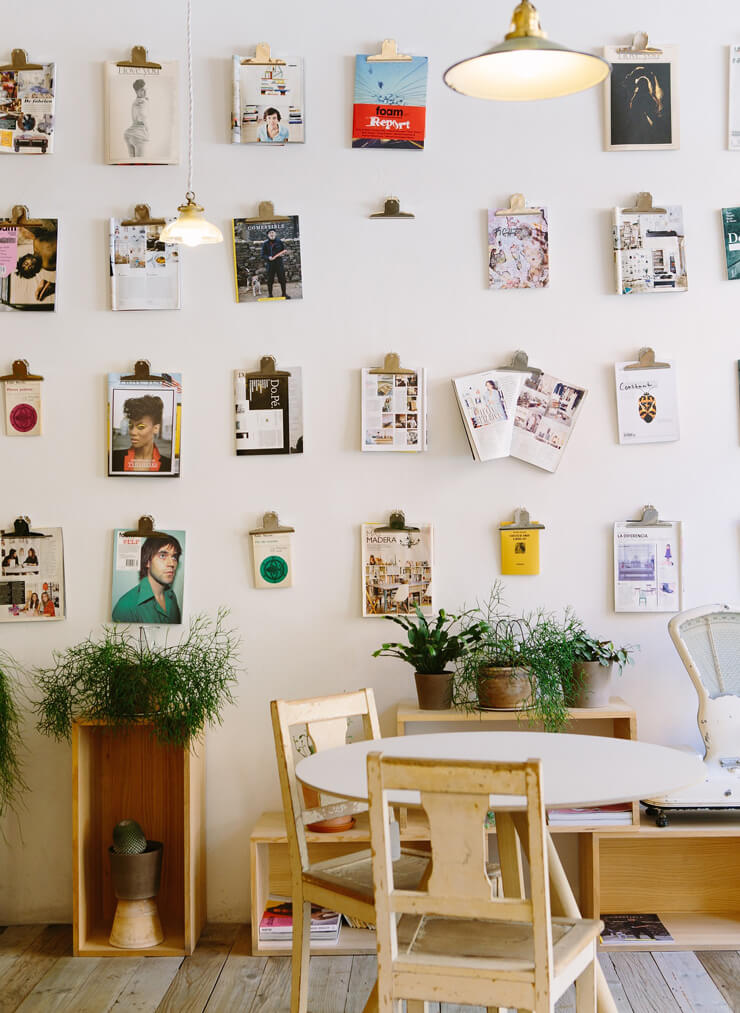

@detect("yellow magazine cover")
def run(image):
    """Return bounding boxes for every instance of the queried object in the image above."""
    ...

[500,525,540,576]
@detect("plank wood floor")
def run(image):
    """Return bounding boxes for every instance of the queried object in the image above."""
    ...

[0,925,738,1012]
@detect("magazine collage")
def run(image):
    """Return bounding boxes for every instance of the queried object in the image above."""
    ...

[1,526,65,622]
[0,219,57,311]
[488,207,549,289]
[0,62,55,155]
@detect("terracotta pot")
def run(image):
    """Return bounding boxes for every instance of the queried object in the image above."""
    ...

[302,784,355,833]
[109,841,163,900]
[476,666,532,710]
[568,661,613,708]
[414,671,453,710]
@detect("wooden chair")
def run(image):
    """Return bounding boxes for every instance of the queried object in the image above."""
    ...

[271,690,430,1013]
[367,752,603,1013]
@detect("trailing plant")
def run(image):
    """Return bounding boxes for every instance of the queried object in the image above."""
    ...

[0,650,27,819]
[571,631,635,675]
[372,605,489,674]
[34,609,240,749]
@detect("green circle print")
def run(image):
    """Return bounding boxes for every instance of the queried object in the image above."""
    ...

[260,555,289,584]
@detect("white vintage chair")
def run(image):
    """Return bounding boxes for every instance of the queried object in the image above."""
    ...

[367,752,603,1013]
[270,690,430,1013]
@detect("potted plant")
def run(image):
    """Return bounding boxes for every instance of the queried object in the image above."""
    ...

[108,818,164,949]
[33,609,240,749]
[372,605,488,710]
[0,649,27,820]
[568,631,635,708]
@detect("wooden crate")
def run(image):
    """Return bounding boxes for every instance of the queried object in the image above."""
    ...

[72,721,206,957]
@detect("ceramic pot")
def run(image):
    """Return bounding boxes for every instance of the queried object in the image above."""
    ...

[302,784,355,833]
[414,671,453,710]
[568,661,613,708]
[109,841,163,900]
[476,666,531,710]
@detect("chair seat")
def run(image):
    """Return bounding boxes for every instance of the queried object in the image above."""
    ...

[304,848,430,906]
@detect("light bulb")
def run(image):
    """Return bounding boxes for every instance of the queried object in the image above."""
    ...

[159,193,223,247]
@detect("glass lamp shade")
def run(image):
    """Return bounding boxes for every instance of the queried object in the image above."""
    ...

[159,194,223,247]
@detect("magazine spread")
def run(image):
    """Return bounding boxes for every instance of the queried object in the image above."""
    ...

[488,208,549,289]
[721,207,740,279]
[615,360,679,444]
[232,215,303,302]
[231,55,304,144]
[112,528,185,624]
[4,378,42,436]
[0,220,57,311]
[110,218,181,310]
[0,62,55,155]
[603,44,679,151]
[511,372,587,473]
[452,370,522,461]
[729,46,740,150]
[614,519,682,612]
[352,54,428,149]
[362,367,426,451]
[234,367,303,455]
[104,61,179,165]
[1,527,65,622]
[108,372,182,477]
[362,522,433,617]
[613,205,688,295]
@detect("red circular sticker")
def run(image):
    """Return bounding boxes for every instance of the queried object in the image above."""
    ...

[9,403,38,433]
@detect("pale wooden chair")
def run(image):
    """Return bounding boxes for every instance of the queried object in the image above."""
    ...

[367,752,603,1013]
[271,690,430,1013]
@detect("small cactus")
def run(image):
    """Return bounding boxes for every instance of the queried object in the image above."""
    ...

[112,819,147,855]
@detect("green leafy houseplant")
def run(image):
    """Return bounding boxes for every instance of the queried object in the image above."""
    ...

[567,629,635,708]
[572,632,635,674]
[0,650,27,819]
[34,609,240,749]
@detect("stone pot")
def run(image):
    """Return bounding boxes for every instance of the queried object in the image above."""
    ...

[302,784,355,833]
[568,661,613,708]
[414,671,453,710]
[476,666,532,710]
[109,841,163,900]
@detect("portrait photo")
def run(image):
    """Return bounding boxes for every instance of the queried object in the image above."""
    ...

[105,62,179,164]
[232,215,302,303]
[111,529,185,625]
[108,375,181,476]
[604,47,679,150]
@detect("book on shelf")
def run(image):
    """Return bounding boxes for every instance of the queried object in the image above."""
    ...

[547,803,633,826]
[259,900,341,942]
[600,913,673,944]
[342,913,374,931]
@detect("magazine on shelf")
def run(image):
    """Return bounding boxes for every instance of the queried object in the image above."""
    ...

[612,205,688,295]
[110,218,181,310]
[234,367,303,456]
[614,359,679,445]
[352,53,428,149]
[0,61,55,155]
[452,369,522,461]
[0,218,58,311]
[362,367,426,451]
[511,371,587,473]
[547,803,633,826]
[488,207,549,289]
[0,527,65,622]
[614,517,682,613]
[231,54,304,144]
[259,900,341,942]
[108,372,182,476]
[603,43,679,151]
[362,521,433,618]
[600,913,673,944]
[104,60,179,165]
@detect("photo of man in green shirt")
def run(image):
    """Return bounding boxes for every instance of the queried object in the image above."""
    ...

[112,534,183,624]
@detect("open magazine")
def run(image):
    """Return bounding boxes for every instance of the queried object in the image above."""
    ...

[452,370,522,461]
[1,526,65,622]
[362,367,426,451]
[110,218,181,310]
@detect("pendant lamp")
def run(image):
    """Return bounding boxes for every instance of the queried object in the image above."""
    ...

[160,0,222,246]
[443,1,610,101]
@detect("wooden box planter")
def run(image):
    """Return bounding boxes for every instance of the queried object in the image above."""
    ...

[72,720,205,957]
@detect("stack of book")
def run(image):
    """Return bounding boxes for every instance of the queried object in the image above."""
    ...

[259,899,342,944]
[600,913,673,944]
[547,803,633,826]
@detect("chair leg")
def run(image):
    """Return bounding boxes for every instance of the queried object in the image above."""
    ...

[290,895,311,1013]
[575,950,597,1012]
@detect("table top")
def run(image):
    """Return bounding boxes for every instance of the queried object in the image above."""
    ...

[295,731,704,809]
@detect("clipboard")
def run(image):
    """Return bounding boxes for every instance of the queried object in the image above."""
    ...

[497,350,543,380]
[120,205,167,227]
[115,46,162,69]
[622,348,670,371]
[249,512,294,588]
[122,515,172,538]
[369,197,415,220]
[242,201,292,223]
[368,354,415,376]
[625,505,673,528]
[0,205,50,228]
[494,194,543,217]
[119,360,174,384]
[240,43,285,66]
[0,49,44,71]
[622,193,667,215]
[0,360,43,383]
[376,510,419,533]
[1,516,50,538]
[615,32,663,56]
[366,40,412,63]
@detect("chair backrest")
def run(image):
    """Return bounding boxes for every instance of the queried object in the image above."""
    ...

[271,689,381,872]
[392,584,409,606]
[367,753,553,999]
[669,604,740,699]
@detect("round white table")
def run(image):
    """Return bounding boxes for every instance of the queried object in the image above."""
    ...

[296,731,704,1013]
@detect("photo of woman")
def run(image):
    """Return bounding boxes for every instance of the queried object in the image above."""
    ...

[110,393,172,474]
[40,590,55,616]
[22,592,40,614]
[105,62,179,165]
[123,79,149,158]
[257,107,289,143]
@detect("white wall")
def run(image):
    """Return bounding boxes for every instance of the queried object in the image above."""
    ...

[1,0,738,923]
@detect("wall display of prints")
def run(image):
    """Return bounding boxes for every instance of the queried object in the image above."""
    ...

[231,54,304,143]
[729,46,740,150]
[614,518,682,612]
[3,375,42,436]
[362,367,427,451]
[232,215,302,302]
[0,219,57,311]
[0,62,55,155]
[107,372,182,476]
[251,528,294,589]
[0,528,65,621]
[612,205,688,295]
[362,522,433,617]
[603,43,679,150]
[234,366,303,455]
[721,207,740,280]
[488,207,549,289]
[111,528,185,624]
[104,61,179,164]
[109,217,181,310]
[452,369,522,461]
[352,54,428,149]
[615,360,679,445]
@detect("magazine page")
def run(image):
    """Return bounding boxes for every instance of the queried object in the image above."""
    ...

[104,61,179,165]
[0,527,65,622]
[730,47,740,151]
[112,528,185,624]
[232,216,302,302]
[0,220,57,311]
[0,63,55,155]
[352,54,428,149]
[362,522,433,617]
[234,367,302,455]
[614,520,682,612]
[488,208,549,289]
[603,44,679,151]
[252,530,294,589]
[362,368,425,451]
[452,370,522,462]
[110,218,181,310]
[613,205,688,295]
[231,55,304,144]
[4,377,42,436]
[510,372,587,473]
[721,207,740,280]
[615,360,679,444]
[108,372,182,476]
